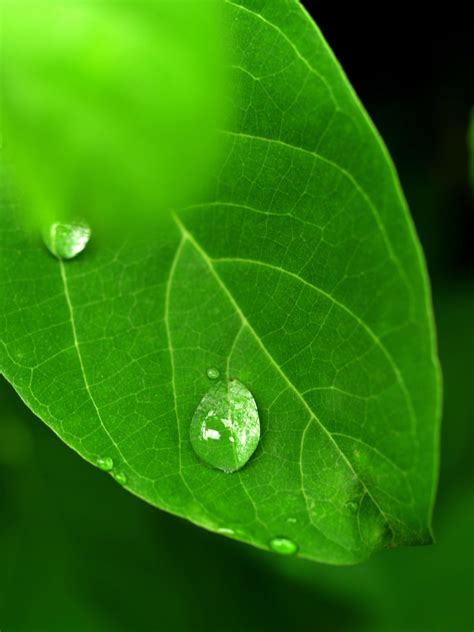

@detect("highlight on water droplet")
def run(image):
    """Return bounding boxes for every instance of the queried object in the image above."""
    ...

[42,219,91,260]
[112,471,127,486]
[206,367,220,380]
[190,379,260,473]
[97,456,114,472]
[269,537,298,556]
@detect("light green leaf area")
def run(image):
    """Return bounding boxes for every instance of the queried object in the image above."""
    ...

[1,0,225,233]
[0,0,441,564]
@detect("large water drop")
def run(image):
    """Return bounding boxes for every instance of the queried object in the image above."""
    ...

[42,219,91,260]
[190,379,260,473]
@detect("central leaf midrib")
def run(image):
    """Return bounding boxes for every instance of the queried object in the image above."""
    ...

[214,254,417,438]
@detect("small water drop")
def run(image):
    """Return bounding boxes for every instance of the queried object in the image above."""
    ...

[97,456,114,472]
[112,471,127,486]
[217,527,235,536]
[269,537,298,556]
[42,219,91,260]
[206,367,220,380]
[190,379,260,473]
[346,500,359,514]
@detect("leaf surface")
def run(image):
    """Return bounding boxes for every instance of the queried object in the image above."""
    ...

[0,0,441,564]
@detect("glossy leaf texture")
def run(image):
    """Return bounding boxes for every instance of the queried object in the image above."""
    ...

[0,0,441,564]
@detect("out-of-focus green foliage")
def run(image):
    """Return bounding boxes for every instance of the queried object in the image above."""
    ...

[1,0,227,235]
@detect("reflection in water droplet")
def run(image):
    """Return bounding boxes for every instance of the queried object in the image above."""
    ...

[112,471,127,486]
[42,219,91,260]
[206,367,220,380]
[269,537,298,556]
[346,501,359,513]
[97,456,114,472]
[190,379,260,473]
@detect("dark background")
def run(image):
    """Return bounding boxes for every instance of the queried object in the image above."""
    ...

[1,4,473,631]
[314,2,474,278]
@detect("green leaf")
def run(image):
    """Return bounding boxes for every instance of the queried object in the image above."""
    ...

[0,0,441,564]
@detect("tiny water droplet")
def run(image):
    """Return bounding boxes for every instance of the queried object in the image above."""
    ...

[97,456,114,472]
[217,527,235,536]
[112,471,127,486]
[190,379,260,473]
[286,517,297,524]
[206,367,220,380]
[42,219,91,260]
[269,537,298,556]
[346,500,359,513]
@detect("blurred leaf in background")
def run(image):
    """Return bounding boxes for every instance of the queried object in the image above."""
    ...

[0,0,227,236]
